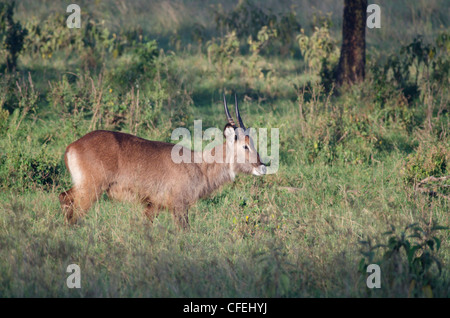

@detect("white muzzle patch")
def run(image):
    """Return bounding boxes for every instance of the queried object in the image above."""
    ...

[252,165,267,176]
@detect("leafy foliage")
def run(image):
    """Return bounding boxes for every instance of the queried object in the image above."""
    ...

[359,221,449,297]
[206,30,240,76]
[371,33,450,105]
[0,1,28,71]
[108,40,159,92]
[297,25,339,74]
[404,141,450,185]
[0,140,61,191]
[297,24,339,90]
[214,0,300,55]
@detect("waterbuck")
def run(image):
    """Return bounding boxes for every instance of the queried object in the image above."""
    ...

[59,95,267,229]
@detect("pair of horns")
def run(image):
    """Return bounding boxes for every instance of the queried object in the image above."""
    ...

[223,94,246,131]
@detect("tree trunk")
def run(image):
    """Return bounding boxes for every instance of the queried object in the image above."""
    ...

[336,0,367,86]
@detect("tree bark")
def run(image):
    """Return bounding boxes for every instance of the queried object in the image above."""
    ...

[336,0,367,86]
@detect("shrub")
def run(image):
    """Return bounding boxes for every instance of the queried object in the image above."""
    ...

[107,40,159,92]
[23,13,80,59]
[294,82,383,165]
[297,25,339,90]
[0,140,61,191]
[297,25,338,73]
[0,103,8,135]
[359,221,449,297]
[23,11,151,73]
[0,1,28,71]
[404,142,450,185]
[244,26,278,79]
[206,31,240,77]
[371,33,450,106]
[214,0,276,41]
[214,0,300,56]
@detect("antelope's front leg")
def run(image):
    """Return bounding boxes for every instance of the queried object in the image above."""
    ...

[143,202,160,223]
[172,207,190,230]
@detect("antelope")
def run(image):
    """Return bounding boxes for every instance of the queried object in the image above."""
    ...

[59,95,267,229]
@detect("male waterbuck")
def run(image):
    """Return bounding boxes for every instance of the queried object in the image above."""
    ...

[59,95,267,229]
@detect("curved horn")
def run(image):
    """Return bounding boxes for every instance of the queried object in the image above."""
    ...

[223,94,236,127]
[234,94,246,130]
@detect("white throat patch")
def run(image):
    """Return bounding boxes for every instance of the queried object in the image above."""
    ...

[229,163,235,181]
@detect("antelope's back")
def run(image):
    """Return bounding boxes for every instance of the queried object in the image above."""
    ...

[64,130,180,186]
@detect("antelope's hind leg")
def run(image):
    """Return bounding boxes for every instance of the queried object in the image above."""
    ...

[172,207,190,230]
[59,185,101,224]
[59,188,75,223]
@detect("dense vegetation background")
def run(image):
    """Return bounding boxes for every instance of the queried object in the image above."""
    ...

[0,0,449,297]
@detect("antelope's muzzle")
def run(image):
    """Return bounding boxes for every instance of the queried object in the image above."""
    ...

[252,164,267,176]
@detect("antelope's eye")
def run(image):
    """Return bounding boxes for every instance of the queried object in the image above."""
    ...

[243,145,249,150]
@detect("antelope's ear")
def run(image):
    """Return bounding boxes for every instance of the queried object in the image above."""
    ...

[223,123,236,139]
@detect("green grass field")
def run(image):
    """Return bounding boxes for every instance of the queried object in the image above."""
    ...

[0,0,449,297]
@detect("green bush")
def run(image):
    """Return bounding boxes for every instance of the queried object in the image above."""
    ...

[297,25,339,74]
[245,26,278,79]
[0,1,28,71]
[359,221,449,297]
[214,0,276,41]
[0,141,61,191]
[0,104,8,135]
[23,12,153,73]
[371,33,450,106]
[297,24,339,90]
[404,141,449,185]
[295,83,384,165]
[207,30,240,76]
[46,68,165,134]
[214,0,300,56]
[23,13,81,59]
[107,40,158,92]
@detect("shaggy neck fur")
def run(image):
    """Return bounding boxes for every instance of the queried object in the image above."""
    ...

[195,143,234,199]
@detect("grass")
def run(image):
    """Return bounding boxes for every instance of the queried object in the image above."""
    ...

[1,147,448,297]
[0,0,449,297]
